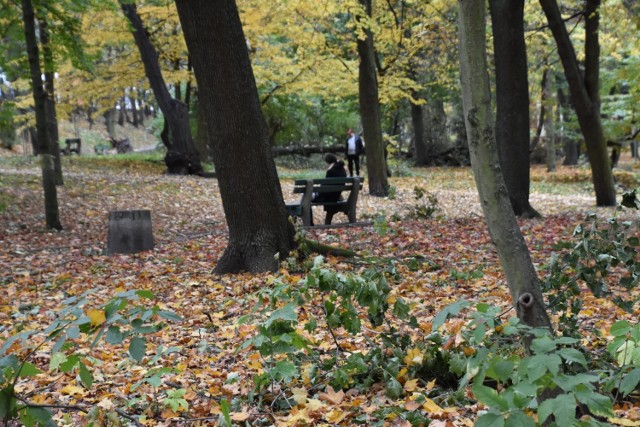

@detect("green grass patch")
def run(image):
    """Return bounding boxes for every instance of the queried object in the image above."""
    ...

[63,153,166,174]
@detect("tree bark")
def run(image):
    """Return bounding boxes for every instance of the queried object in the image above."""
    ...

[543,67,557,172]
[21,0,62,230]
[356,0,389,197]
[425,98,450,158]
[39,14,63,186]
[458,0,550,329]
[104,108,117,139]
[411,96,428,166]
[120,1,203,175]
[539,0,616,206]
[557,83,579,165]
[489,0,539,218]
[174,0,295,273]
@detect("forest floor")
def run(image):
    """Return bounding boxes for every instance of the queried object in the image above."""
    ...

[0,154,639,426]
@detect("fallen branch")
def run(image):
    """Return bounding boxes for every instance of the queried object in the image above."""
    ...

[297,237,357,258]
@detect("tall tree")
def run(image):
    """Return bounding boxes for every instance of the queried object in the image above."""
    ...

[174,0,295,273]
[21,0,62,230]
[457,0,550,328]
[119,0,203,175]
[538,0,616,206]
[39,13,63,186]
[355,0,389,196]
[489,0,540,218]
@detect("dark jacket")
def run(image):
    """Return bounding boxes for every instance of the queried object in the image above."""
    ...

[315,160,347,204]
[345,135,364,156]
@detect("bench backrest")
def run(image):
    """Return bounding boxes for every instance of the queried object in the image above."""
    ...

[292,177,364,194]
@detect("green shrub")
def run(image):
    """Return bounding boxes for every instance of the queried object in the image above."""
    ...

[0,289,182,426]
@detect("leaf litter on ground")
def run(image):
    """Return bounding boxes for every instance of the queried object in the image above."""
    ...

[0,160,638,425]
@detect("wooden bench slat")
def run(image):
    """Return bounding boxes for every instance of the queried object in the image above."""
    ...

[288,177,362,226]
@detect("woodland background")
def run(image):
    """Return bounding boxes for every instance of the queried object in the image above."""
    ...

[1,0,640,426]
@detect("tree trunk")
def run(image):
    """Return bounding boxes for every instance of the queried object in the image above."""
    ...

[539,0,616,206]
[120,1,203,175]
[174,0,295,273]
[543,68,557,172]
[425,98,450,158]
[39,14,63,186]
[21,0,62,230]
[530,69,548,164]
[411,96,428,166]
[489,0,539,218]
[356,0,389,197]
[458,0,550,329]
[104,108,117,139]
[557,84,579,165]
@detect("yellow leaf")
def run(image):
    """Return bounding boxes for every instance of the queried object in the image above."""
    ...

[404,379,419,392]
[305,398,325,412]
[291,387,307,405]
[60,384,85,397]
[87,309,106,327]
[404,399,421,411]
[609,418,640,426]
[326,409,349,423]
[319,385,345,405]
[230,412,251,421]
[422,398,443,414]
[403,348,423,366]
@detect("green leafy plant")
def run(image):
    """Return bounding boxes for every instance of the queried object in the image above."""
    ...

[603,320,640,398]
[0,289,182,426]
[431,301,615,426]
[543,189,639,336]
[238,257,422,407]
[409,186,439,219]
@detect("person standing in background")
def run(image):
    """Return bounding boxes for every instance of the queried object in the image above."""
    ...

[345,128,364,177]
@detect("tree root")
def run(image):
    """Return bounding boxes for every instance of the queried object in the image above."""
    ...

[296,236,356,258]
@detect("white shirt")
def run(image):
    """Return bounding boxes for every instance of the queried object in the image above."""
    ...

[347,136,357,155]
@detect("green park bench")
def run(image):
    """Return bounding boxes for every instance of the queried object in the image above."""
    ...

[61,138,81,155]
[286,177,363,227]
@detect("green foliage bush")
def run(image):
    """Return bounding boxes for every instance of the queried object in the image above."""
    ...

[543,189,639,336]
[0,289,182,426]
[236,191,640,425]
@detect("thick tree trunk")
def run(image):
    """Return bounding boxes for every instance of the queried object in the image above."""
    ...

[356,0,388,197]
[458,0,550,329]
[539,0,615,206]
[174,0,295,273]
[120,1,203,175]
[489,0,539,218]
[22,0,62,230]
[39,15,63,186]
[411,97,428,166]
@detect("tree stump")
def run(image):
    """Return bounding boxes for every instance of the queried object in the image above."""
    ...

[106,210,154,255]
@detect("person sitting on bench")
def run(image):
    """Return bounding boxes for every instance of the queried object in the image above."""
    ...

[311,153,347,225]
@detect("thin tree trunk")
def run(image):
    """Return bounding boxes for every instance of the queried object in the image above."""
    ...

[104,109,117,139]
[543,67,556,172]
[39,14,63,185]
[530,69,547,161]
[22,0,62,230]
[356,0,389,197]
[458,0,550,329]
[120,1,203,175]
[489,0,539,218]
[539,0,615,206]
